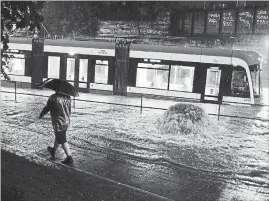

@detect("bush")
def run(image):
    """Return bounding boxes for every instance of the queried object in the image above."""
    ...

[159,103,210,135]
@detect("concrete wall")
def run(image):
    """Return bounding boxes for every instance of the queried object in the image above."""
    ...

[98,13,170,36]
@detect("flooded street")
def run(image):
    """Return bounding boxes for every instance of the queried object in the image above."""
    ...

[1,87,269,200]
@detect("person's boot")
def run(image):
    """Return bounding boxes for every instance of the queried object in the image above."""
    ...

[62,156,73,165]
[47,146,56,160]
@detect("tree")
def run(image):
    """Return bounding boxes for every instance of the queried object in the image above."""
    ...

[1,1,44,82]
[41,1,99,38]
[41,1,171,37]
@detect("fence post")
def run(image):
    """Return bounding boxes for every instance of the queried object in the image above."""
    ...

[140,93,143,114]
[218,101,221,120]
[14,81,17,103]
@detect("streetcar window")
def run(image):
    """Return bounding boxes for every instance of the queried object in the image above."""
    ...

[231,69,250,98]
[48,56,60,78]
[169,65,195,92]
[138,63,169,70]
[95,60,108,84]
[79,59,88,82]
[136,63,169,89]
[3,53,25,76]
[205,68,222,96]
[250,65,260,97]
[66,58,75,81]
[96,60,108,65]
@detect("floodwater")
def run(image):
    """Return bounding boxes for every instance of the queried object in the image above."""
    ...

[1,87,269,198]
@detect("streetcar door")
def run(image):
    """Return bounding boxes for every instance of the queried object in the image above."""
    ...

[203,67,222,102]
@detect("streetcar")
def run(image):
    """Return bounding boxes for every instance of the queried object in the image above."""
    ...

[1,37,263,105]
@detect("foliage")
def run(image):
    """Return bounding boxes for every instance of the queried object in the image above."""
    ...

[96,2,170,21]
[1,1,44,81]
[41,1,173,37]
[1,54,14,82]
[41,2,99,38]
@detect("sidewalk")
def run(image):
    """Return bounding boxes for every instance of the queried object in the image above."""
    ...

[1,149,170,201]
[35,143,268,201]
[2,142,268,201]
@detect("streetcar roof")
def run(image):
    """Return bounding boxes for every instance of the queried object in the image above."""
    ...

[8,37,262,66]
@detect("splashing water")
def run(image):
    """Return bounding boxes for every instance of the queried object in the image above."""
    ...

[1,87,269,188]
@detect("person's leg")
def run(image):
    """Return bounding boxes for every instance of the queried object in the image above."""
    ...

[47,137,58,159]
[57,130,73,165]
[61,142,71,157]
[53,138,59,150]
[61,142,73,165]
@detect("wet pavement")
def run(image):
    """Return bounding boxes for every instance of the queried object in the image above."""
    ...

[2,149,172,201]
[37,144,268,201]
[2,128,268,201]
[1,86,269,201]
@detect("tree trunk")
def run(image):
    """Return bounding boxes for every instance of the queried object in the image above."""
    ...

[31,37,44,88]
[113,39,131,96]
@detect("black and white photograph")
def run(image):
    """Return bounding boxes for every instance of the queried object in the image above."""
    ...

[1,1,269,200]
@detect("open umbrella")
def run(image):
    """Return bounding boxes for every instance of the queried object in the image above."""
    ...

[39,79,79,97]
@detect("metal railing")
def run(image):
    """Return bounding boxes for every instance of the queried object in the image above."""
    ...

[1,81,269,122]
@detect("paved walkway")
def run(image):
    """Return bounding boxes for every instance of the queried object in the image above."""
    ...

[39,144,268,201]
[2,149,170,201]
[2,140,268,201]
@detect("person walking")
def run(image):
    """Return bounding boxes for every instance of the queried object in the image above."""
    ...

[39,90,73,165]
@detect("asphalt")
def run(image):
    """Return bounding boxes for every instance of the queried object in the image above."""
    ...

[2,142,268,201]
[1,149,170,201]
